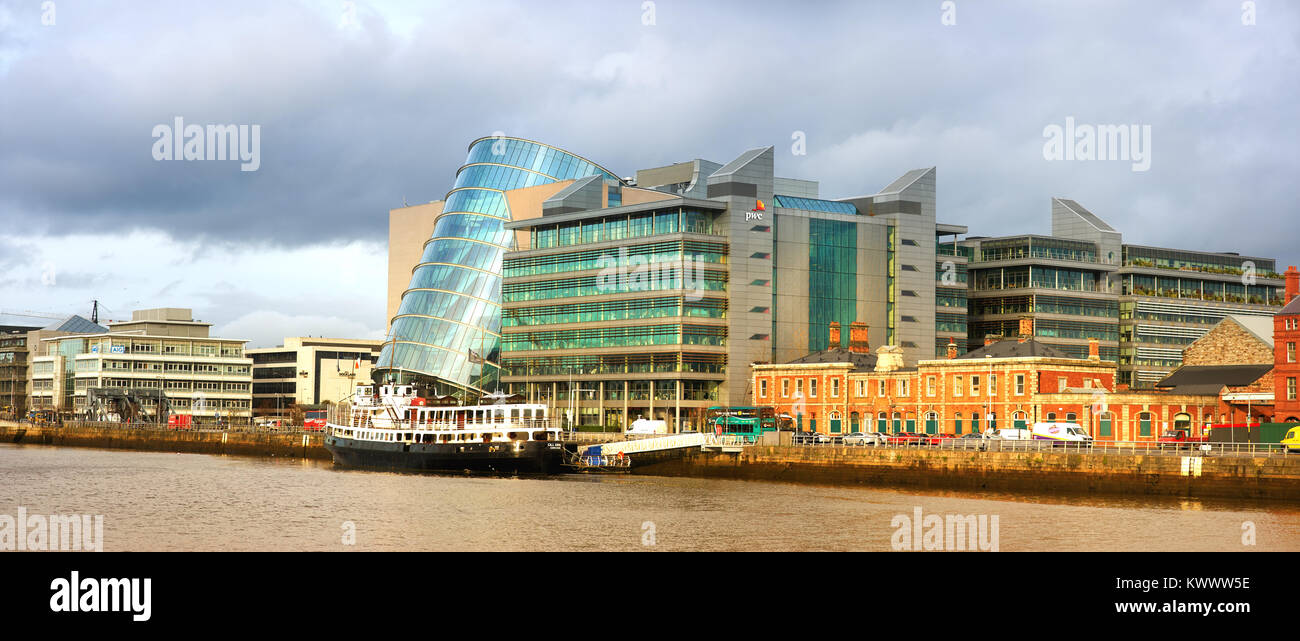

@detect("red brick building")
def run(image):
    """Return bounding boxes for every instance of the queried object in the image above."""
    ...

[1273,266,1300,421]
[752,319,1221,441]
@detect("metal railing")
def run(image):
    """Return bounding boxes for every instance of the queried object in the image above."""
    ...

[784,434,1293,457]
[41,420,321,435]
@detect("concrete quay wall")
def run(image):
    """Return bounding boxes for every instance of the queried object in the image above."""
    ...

[0,421,331,461]
[632,445,1300,501]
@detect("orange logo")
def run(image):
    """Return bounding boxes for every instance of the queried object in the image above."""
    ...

[755,199,766,211]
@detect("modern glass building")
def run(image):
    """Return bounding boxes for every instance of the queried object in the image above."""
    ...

[384,138,1288,413]
[377,137,625,395]
[962,199,1286,388]
[493,148,962,430]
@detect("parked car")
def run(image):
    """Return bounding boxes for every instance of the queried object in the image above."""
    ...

[957,433,991,450]
[1157,428,1208,450]
[843,432,886,446]
[925,433,957,446]
[795,431,832,445]
[886,432,926,446]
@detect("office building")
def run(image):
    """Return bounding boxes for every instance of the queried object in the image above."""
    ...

[495,146,963,429]
[248,337,382,418]
[963,199,1285,387]
[30,308,252,424]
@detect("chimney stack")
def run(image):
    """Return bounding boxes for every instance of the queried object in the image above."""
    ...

[984,334,998,347]
[1018,316,1034,343]
[828,322,841,349]
[946,339,958,360]
[1088,337,1100,361]
[849,321,870,354]
[1286,266,1299,304]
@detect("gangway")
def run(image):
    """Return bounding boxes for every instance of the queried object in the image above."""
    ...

[578,432,752,463]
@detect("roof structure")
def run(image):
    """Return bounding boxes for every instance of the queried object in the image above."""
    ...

[876,167,934,196]
[41,315,107,334]
[958,338,1072,360]
[1223,315,1275,349]
[1053,198,1116,232]
[786,348,878,372]
[1154,364,1273,396]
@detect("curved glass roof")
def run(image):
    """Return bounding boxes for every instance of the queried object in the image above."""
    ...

[376,137,621,393]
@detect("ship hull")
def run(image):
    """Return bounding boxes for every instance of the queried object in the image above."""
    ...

[324,434,565,475]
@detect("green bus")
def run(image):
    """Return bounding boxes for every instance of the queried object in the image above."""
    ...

[705,406,784,440]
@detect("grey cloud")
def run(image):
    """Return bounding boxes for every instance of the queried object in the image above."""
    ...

[0,0,1296,268]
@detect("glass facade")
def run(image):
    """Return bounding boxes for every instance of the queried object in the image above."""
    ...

[378,137,623,392]
[773,195,858,215]
[808,219,857,351]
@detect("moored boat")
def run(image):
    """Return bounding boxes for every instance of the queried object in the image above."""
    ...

[324,383,564,475]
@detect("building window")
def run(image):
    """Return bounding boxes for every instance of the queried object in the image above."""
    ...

[782,379,789,397]
[831,378,839,398]
[970,375,980,397]
[897,379,909,397]
[809,379,818,398]
[954,375,963,397]
[927,376,936,396]
[1015,374,1025,395]
[989,374,997,397]
[796,379,803,396]
[878,380,886,396]
[1289,377,1297,401]
[1289,342,1296,363]
[759,380,768,398]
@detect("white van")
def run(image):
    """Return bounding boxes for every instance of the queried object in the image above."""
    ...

[989,428,1031,441]
[1030,422,1093,446]
[627,418,669,435]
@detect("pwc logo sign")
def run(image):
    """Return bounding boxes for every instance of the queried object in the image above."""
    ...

[744,199,766,222]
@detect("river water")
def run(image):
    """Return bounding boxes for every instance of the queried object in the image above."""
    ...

[2,443,1297,551]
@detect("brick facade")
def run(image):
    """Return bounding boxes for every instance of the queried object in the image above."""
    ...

[751,346,1221,441]
[1273,266,1300,421]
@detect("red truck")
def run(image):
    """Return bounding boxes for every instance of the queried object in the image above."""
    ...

[1157,428,1209,449]
[167,414,193,430]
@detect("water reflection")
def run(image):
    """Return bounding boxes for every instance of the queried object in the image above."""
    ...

[2,444,1296,552]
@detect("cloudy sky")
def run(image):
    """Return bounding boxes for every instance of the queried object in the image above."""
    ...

[1,0,1296,346]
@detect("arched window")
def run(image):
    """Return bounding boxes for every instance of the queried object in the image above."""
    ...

[924,411,938,435]
[987,413,997,430]
[1173,413,1191,430]
[1066,412,1077,423]
[891,412,902,433]
[954,412,963,435]
[1012,411,1027,429]
[877,411,888,433]
[971,412,981,433]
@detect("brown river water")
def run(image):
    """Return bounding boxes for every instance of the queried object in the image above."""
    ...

[2,443,1297,551]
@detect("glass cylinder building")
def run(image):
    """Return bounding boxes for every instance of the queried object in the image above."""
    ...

[376,136,623,394]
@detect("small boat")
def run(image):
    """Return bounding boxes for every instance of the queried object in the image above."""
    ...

[324,383,564,475]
